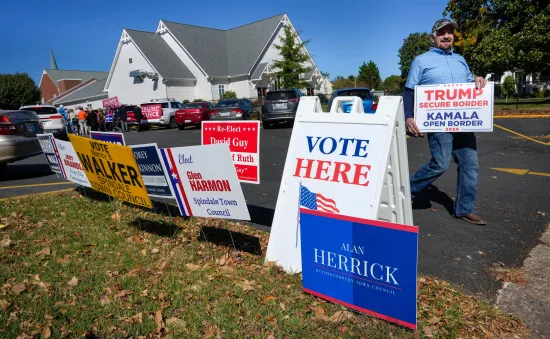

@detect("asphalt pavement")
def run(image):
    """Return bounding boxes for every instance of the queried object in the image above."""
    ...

[1,119,548,298]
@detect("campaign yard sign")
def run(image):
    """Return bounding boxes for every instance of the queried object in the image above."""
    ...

[300,207,418,329]
[69,134,152,209]
[202,121,260,184]
[414,82,494,132]
[37,133,63,175]
[53,138,91,188]
[142,104,162,120]
[90,131,126,145]
[131,143,174,198]
[159,143,250,220]
[102,96,120,109]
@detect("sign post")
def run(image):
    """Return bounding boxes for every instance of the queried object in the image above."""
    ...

[201,121,260,184]
[414,82,494,133]
[69,135,152,209]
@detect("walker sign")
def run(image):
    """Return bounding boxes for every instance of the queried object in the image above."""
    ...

[69,135,152,209]
[160,144,250,220]
[301,209,418,329]
[202,121,260,184]
[414,82,494,132]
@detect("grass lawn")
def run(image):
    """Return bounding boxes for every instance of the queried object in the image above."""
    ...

[493,97,550,111]
[0,190,528,338]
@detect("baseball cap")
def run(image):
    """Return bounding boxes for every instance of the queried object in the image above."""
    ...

[432,18,458,33]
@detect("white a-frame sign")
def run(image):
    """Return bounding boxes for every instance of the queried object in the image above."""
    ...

[266,96,413,272]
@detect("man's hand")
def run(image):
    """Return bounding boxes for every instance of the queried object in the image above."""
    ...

[406,118,423,137]
[475,76,487,89]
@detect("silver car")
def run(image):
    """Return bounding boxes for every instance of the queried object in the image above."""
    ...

[0,110,43,172]
[209,99,258,121]
[19,104,66,138]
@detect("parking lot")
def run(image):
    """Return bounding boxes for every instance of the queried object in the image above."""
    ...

[1,117,548,298]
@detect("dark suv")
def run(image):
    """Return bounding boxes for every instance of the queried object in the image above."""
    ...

[261,88,302,128]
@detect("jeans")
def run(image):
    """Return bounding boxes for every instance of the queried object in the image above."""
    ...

[79,120,88,135]
[121,119,128,132]
[410,132,478,216]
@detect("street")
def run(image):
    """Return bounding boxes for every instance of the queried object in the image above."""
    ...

[1,118,549,298]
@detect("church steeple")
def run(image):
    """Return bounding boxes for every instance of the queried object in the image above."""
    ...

[50,49,58,70]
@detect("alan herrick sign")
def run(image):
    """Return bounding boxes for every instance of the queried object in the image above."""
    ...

[301,209,418,329]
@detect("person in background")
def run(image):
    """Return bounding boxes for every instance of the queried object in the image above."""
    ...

[134,104,143,132]
[67,109,77,134]
[105,109,114,131]
[119,105,128,132]
[404,18,487,225]
[86,107,99,132]
[97,108,105,131]
[77,107,88,135]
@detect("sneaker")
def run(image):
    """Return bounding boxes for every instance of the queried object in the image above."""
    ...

[455,213,487,225]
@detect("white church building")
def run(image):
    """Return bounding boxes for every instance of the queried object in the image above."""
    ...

[104,13,332,104]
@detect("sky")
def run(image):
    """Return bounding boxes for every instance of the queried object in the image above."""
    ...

[0,0,451,86]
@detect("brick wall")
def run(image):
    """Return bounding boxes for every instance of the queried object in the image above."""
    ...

[58,79,82,93]
[40,73,59,103]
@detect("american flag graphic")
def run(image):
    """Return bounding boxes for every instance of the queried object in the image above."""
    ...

[159,148,192,217]
[300,185,340,214]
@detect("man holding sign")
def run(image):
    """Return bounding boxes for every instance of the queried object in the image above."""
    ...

[404,18,488,225]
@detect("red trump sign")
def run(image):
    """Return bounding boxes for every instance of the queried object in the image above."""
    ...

[201,121,260,184]
[142,104,163,119]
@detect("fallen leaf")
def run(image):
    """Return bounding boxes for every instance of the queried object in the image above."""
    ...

[0,299,10,310]
[267,335,276,339]
[41,327,52,338]
[0,236,11,248]
[111,213,121,221]
[140,249,146,256]
[262,295,277,304]
[166,317,187,331]
[37,247,51,256]
[11,283,26,295]
[310,305,328,321]
[280,302,286,311]
[537,211,546,216]
[154,310,164,328]
[185,263,202,271]
[219,253,227,266]
[236,280,255,291]
[491,176,498,179]
[151,248,160,254]
[328,310,353,324]
[0,224,6,229]
[100,295,111,305]
[116,290,132,298]
[478,251,486,255]
[266,313,276,322]
[67,277,78,286]
[10,212,17,217]
[140,289,149,297]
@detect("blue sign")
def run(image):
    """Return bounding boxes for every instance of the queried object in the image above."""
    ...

[300,209,418,329]
[131,144,174,199]
[90,131,125,145]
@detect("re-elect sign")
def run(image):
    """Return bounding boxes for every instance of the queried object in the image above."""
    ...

[131,143,174,198]
[160,144,250,220]
[202,121,260,184]
[69,135,152,209]
[90,131,126,145]
[301,209,418,329]
[142,104,162,119]
[37,133,63,175]
[414,82,494,132]
[53,138,91,187]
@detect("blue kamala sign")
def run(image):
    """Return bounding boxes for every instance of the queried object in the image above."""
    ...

[300,209,418,329]
[90,131,125,145]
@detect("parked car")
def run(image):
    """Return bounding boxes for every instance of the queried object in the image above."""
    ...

[0,110,43,172]
[175,102,214,129]
[261,88,302,129]
[123,105,149,130]
[19,104,67,138]
[136,98,184,129]
[328,88,377,113]
[209,99,258,121]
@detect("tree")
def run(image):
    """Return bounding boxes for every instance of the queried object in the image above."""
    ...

[272,25,312,89]
[398,33,431,79]
[220,90,237,100]
[501,75,516,102]
[0,73,41,109]
[443,0,550,75]
[383,75,405,92]
[357,61,382,90]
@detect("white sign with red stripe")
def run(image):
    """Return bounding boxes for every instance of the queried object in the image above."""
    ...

[159,143,250,220]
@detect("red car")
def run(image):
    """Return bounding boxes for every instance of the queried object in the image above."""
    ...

[175,102,214,129]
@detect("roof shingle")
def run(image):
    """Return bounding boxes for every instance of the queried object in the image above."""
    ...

[45,70,108,85]
[53,79,107,104]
